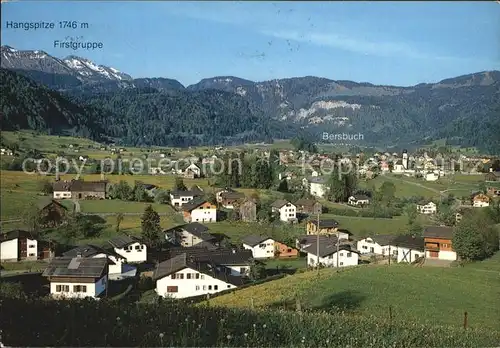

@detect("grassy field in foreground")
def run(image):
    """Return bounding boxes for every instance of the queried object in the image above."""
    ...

[2,297,499,348]
[207,257,500,330]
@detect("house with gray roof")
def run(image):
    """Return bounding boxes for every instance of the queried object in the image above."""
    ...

[242,235,276,259]
[164,222,219,247]
[153,253,244,299]
[62,244,128,278]
[303,239,360,268]
[42,256,109,299]
[108,235,147,263]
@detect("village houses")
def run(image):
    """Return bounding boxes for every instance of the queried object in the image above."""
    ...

[153,253,244,299]
[43,256,109,299]
[417,202,437,214]
[165,222,219,248]
[472,193,490,207]
[271,200,297,223]
[52,179,108,200]
[182,198,217,223]
[294,199,322,215]
[242,235,276,259]
[423,226,457,261]
[108,235,148,263]
[0,230,54,262]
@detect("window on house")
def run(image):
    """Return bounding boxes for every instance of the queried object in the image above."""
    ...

[56,285,70,292]
[179,273,184,279]
[187,273,192,279]
[195,273,200,279]
[214,285,218,290]
[227,285,231,288]
[28,245,35,248]
[195,285,200,291]
[203,285,206,290]
[28,253,35,257]
[73,285,87,292]
[287,248,292,252]
[442,243,448,248]
[340,253,344,256]
[347,252,352,258]
[240,267,246,274]
[200,275,204,279]
[171,274,176,279]
[135,245,141,250]
[167,286,178,293]
[208,285,212,290]
[340,262,344,266]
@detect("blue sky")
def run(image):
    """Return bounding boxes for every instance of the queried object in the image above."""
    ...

[2,1,499,86]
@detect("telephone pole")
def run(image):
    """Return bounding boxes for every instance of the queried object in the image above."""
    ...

[316,212,320,274]
[336,229,340,268]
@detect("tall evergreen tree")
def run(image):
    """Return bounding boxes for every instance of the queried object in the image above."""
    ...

[141,205,161,248]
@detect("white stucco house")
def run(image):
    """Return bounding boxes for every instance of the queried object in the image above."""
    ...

[108,235,147,263]
[0,230,47,262]
[304,242,360,268]
[425,172,439,182]
[153,253,244,299]
[42,256,109,299]
[356,235,395,256]
[182,198,217,223]
[417,202,437,214]
[270,200,297,223]
[242,235,276,259]
[170,189,196,207]
[348,195,370,206]
[423,226,457,261]
[167,248,254,277]
[165,222,218,247]
[472,194,490,207]
[308,177,329,198]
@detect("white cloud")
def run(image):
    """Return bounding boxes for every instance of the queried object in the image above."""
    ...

[261,30,462,61]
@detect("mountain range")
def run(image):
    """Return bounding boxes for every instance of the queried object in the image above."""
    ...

[1,45,499,152]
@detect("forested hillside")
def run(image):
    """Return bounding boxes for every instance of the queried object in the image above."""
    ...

[0,69,107,140]
[1,45,499,151]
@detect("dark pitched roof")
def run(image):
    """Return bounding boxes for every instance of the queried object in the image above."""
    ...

[172,222,217,241]
[271,200,292,208]
[108,235,143,249]
[170,189,196,198]
[297,234,338,247]
[366,234,395,246]
[169,248,253,265]
[182,197,211,212]
[142,184,157,190]
[63,244,124,261]
[309,219,339,229]
[391,235,425,251]
[220,191,245,200]
[423,226,454,239]
[53,180,107,192]
[37,197,67,210]
[308,176,327,184]
[303,241,358,258]
[42,257,108,278]
[352,194,370,201]
[0,230,35,242]
[153,253,244,286]
[295,199,319,208]
[241,235,273,247]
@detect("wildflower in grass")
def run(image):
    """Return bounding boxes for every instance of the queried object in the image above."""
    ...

[263,324,267,329]
[226,334,232,340]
